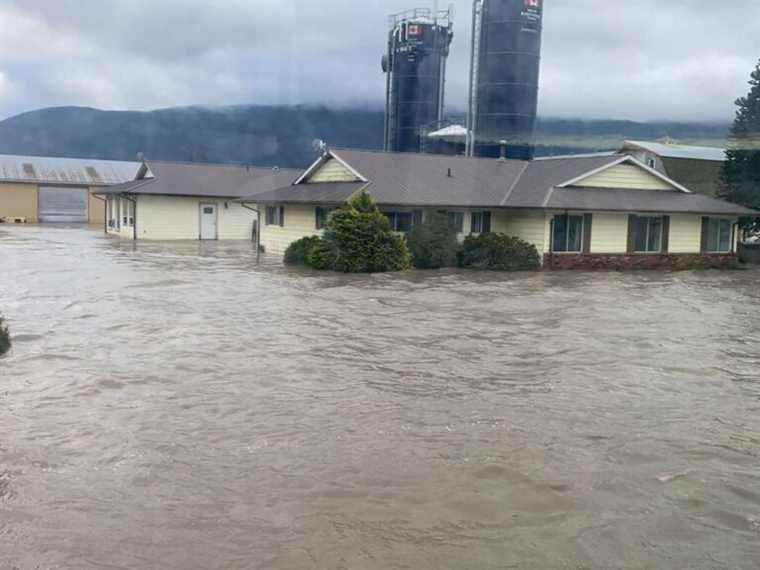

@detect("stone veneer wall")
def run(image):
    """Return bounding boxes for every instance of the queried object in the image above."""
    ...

[544,253,739,271]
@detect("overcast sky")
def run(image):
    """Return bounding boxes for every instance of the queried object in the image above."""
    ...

[0,0,758,122]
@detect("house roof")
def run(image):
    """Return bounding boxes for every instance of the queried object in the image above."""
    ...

[545,187,758,216]
[247,149,758,216]
[242,181,368,204]
[0,154,141,186]
[623,140,726,162]
[97,161,301,198]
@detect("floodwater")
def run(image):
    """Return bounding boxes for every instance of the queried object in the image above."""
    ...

[1,225,760,570]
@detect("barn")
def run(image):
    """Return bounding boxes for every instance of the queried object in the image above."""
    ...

[0,154,141,224]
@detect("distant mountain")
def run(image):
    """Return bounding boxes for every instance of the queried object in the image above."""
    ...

[0,105,730,169]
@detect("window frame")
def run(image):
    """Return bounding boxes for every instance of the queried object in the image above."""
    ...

[706,218,733,254]
[633,215,664,254]
[471,211,492,234]
[447,211,465,233]
[315,206,336,230]
[552,213,585,254]
[265,205,285,227]
[384,210,422,233]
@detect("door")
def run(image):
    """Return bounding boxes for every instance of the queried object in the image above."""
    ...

[38,186,89,222]
[199,203,218,240]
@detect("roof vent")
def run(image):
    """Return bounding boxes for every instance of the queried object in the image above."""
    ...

[272,166,280,172]
[446,168,453,178]
[85,166,102,181]
[22,163,36,177]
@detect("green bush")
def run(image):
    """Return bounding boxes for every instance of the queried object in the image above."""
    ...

[458,233,541,271]
[284,236,322,265]
[0,315,10,357]
[307,191,411,273]
[407,211,461,269]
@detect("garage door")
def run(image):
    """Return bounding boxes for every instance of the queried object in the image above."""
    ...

[38,186,89,223]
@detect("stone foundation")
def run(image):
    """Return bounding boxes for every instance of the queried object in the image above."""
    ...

[543,253,739,271]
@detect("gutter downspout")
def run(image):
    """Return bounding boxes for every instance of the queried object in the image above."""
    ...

[241,203,262,265]
[121,194,137,241]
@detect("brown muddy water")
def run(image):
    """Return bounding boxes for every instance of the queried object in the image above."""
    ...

[1,225,760,569]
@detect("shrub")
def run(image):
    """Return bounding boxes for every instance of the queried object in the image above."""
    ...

[407,211,461,269]
[284,236,322,265]
[0,315,10,357]
[458,233,541,271]
[319,191,411,273]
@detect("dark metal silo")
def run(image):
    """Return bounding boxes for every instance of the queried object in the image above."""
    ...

[467,0,543,159]
[383,7,454,153]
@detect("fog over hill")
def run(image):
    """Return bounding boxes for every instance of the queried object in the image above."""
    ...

[0,105,730,169]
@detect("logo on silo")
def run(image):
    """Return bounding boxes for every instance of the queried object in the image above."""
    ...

[522,0,542,31]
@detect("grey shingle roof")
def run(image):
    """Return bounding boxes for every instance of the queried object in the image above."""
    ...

[96,161,301,198]
[546,187,758,216]
[241,181,367,204]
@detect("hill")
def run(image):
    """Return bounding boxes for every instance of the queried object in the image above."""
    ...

[0,105,730,168]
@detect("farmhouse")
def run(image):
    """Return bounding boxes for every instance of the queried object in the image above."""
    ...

[96,161,299,240]
[241,148,758,269]
[0,154,140,224]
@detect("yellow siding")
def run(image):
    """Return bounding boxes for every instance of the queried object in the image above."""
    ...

[89,188,106,225]
[669,214,702,253]
[589,213,629,253]
[574,163,675,190]
[0,182,38,221]
[308,158,359,183]
[259,204,322,254]
[498,210,548,253]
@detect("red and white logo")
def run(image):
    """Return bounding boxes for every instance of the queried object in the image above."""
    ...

[408,24,420,36]
[525,0,540,7]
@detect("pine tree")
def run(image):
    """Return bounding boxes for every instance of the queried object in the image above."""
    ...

[720,59,760,232]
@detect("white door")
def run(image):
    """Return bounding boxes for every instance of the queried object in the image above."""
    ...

[199,203,218,240]
[39,186,89,222]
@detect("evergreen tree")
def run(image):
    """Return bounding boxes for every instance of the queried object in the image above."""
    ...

[720,59,760,232]
[0,314,10,357]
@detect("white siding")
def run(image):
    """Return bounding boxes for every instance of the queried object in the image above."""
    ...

[106,195,255,240]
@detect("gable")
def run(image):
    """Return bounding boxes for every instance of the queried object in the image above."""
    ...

[306,157,360,183]
[572,163,677,191]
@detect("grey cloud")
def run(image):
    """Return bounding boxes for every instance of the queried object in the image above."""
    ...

[0,0,758,121]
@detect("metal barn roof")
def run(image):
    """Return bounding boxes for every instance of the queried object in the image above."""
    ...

[623,141,726,162]
[0,154,142,186]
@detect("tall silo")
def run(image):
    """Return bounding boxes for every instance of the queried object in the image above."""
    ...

[382,7,454,153]
[467,0,544,159]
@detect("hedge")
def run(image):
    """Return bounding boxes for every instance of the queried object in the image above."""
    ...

[458,233,541,271]
[0,315,10,356]
[407,210,460,269]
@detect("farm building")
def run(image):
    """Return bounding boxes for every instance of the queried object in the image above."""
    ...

[243,148,757,270]
[97,161,299,241]
[0,154,140,224]
[620,140,726,197]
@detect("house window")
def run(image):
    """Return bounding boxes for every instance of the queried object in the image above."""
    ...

[447,211,464,233]
[634,216,663,253]
[315,206,336,230]
[471,211,492,234]
[385,210,422,232]
[266,205,285,227]
[707,218,732,253]
[647,156,656,169]
[552,214,584,253]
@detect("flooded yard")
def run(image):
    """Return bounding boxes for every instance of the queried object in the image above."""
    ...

[1,225,760,569]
